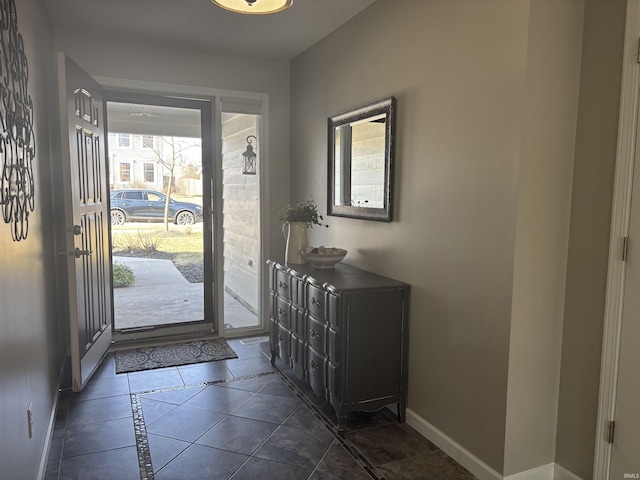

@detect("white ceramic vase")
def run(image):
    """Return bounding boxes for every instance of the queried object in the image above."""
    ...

[282,221,308,264]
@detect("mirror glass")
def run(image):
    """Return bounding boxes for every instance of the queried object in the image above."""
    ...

[328,96,395,222]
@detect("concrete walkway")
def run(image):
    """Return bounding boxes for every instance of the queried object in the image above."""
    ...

[112,256,257,330]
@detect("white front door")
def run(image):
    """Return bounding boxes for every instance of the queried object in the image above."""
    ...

[58,54,112,391]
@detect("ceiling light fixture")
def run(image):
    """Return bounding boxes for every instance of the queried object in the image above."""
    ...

[210,0,293,15]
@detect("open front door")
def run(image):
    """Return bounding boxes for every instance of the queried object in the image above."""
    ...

[58,54,112,391]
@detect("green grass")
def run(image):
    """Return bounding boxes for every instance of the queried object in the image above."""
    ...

[112,225,203,254]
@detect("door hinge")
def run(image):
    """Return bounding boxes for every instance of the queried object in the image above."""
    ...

[608,420,616,444]
[623,236,629,262]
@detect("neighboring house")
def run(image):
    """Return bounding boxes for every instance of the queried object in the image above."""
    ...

[1,1,632,480]
[108,132,203,195]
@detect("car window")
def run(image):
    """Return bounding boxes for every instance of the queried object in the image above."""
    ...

[111,192,122,199]
[122,191,143,200]
[147,192,165,202]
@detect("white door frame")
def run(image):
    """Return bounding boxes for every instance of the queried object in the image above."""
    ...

[95,76,271,339]
[594,1,640,477]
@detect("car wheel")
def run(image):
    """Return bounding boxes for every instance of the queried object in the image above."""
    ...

[111,210,126,226]
[176,211,195,225]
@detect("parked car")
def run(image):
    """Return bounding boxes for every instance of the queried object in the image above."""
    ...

[110,189,203,225]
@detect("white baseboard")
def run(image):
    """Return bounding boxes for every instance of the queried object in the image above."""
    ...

[554,464,584,480]
[405,408,502,480]
[405,409,584,480]
[37,391,60,480]
[505,464,554,480]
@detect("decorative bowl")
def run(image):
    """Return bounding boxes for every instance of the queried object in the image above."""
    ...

[301,246,347,268]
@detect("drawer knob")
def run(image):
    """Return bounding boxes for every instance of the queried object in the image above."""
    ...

[309,329,319,339]
[311,297,321,306]
[278,308,287,318]
[310,360,321,371]
[279,281,288,290]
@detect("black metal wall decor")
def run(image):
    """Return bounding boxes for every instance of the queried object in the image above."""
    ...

[0,0,36,241]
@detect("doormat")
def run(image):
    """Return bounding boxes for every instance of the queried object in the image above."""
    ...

[114,339,237,374]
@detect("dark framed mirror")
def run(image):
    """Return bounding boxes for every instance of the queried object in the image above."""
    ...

[328,96,396,222]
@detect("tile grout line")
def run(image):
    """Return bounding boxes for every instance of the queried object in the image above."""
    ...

[272,367,386,480]
[130,370,279,480]
[131,392,154,480]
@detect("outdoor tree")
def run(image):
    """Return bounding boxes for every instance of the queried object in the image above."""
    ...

[149,136,199,231]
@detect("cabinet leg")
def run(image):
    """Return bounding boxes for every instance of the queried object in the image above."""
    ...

[270,349,277,365]
[337,415,347,432]
[397,403,406,423]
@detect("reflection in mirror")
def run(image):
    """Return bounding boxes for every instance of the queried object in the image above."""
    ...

[328,97,395,222]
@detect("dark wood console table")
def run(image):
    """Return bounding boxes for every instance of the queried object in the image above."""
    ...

[267,259,410,428]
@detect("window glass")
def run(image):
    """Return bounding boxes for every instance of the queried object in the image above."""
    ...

[118,134,131,148]
[122,191,143,200]
[120,162,131,182]
[144,163,155,182]
[142,135,154,149]
[147,192,165,202]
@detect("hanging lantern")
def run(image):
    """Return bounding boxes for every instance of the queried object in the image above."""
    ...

[242,135,257,175]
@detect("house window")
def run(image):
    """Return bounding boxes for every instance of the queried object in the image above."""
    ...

[120,162,131,182]
[118,134,131,148]
[142,135,154,149]
[143,163,155,183]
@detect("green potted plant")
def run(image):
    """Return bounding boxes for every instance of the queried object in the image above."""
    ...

[274,199,329,228]
[275,200,328,264]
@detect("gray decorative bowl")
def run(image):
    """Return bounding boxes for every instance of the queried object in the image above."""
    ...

[301,246,347,268]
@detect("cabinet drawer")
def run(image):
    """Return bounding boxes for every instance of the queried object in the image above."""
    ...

[291,306,305,337]
[327,361,338,406]
[307,284,328,322]
[275,269,293,300]
[277,323,292,366]
[327,327,338,364]
[275,297,292,330]
[306,346,327,400]
[306,315,327,356]
[291,334,305,380]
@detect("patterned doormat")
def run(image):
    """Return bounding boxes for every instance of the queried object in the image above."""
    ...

[114,338,238,374]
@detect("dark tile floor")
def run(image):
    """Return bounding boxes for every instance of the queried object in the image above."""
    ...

[45,337,477,480]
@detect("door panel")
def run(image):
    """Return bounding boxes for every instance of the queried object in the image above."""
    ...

[609,137,640,478]
[58,54,112,391]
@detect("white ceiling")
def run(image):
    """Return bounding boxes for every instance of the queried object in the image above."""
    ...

[42,0,379,61]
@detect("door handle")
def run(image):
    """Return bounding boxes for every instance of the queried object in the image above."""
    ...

[57,248,93,258]
[74,248,92,258]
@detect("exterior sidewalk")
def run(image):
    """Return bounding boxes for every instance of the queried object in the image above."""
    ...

[112,256,256,329]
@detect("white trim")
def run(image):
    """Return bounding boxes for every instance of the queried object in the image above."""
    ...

[93,75,268,104]
[407,408,585,480]
[594,1,640,479]
[554,464,584,480]
[405,408,502,480]
[37,392,60,480]
[505,464,554,480]
[93,75,271,338]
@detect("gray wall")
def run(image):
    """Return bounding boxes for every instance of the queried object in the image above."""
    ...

[0,0,626,477]
[290,0,620,476]
[556,1,627,478]
[0,0,62,478]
